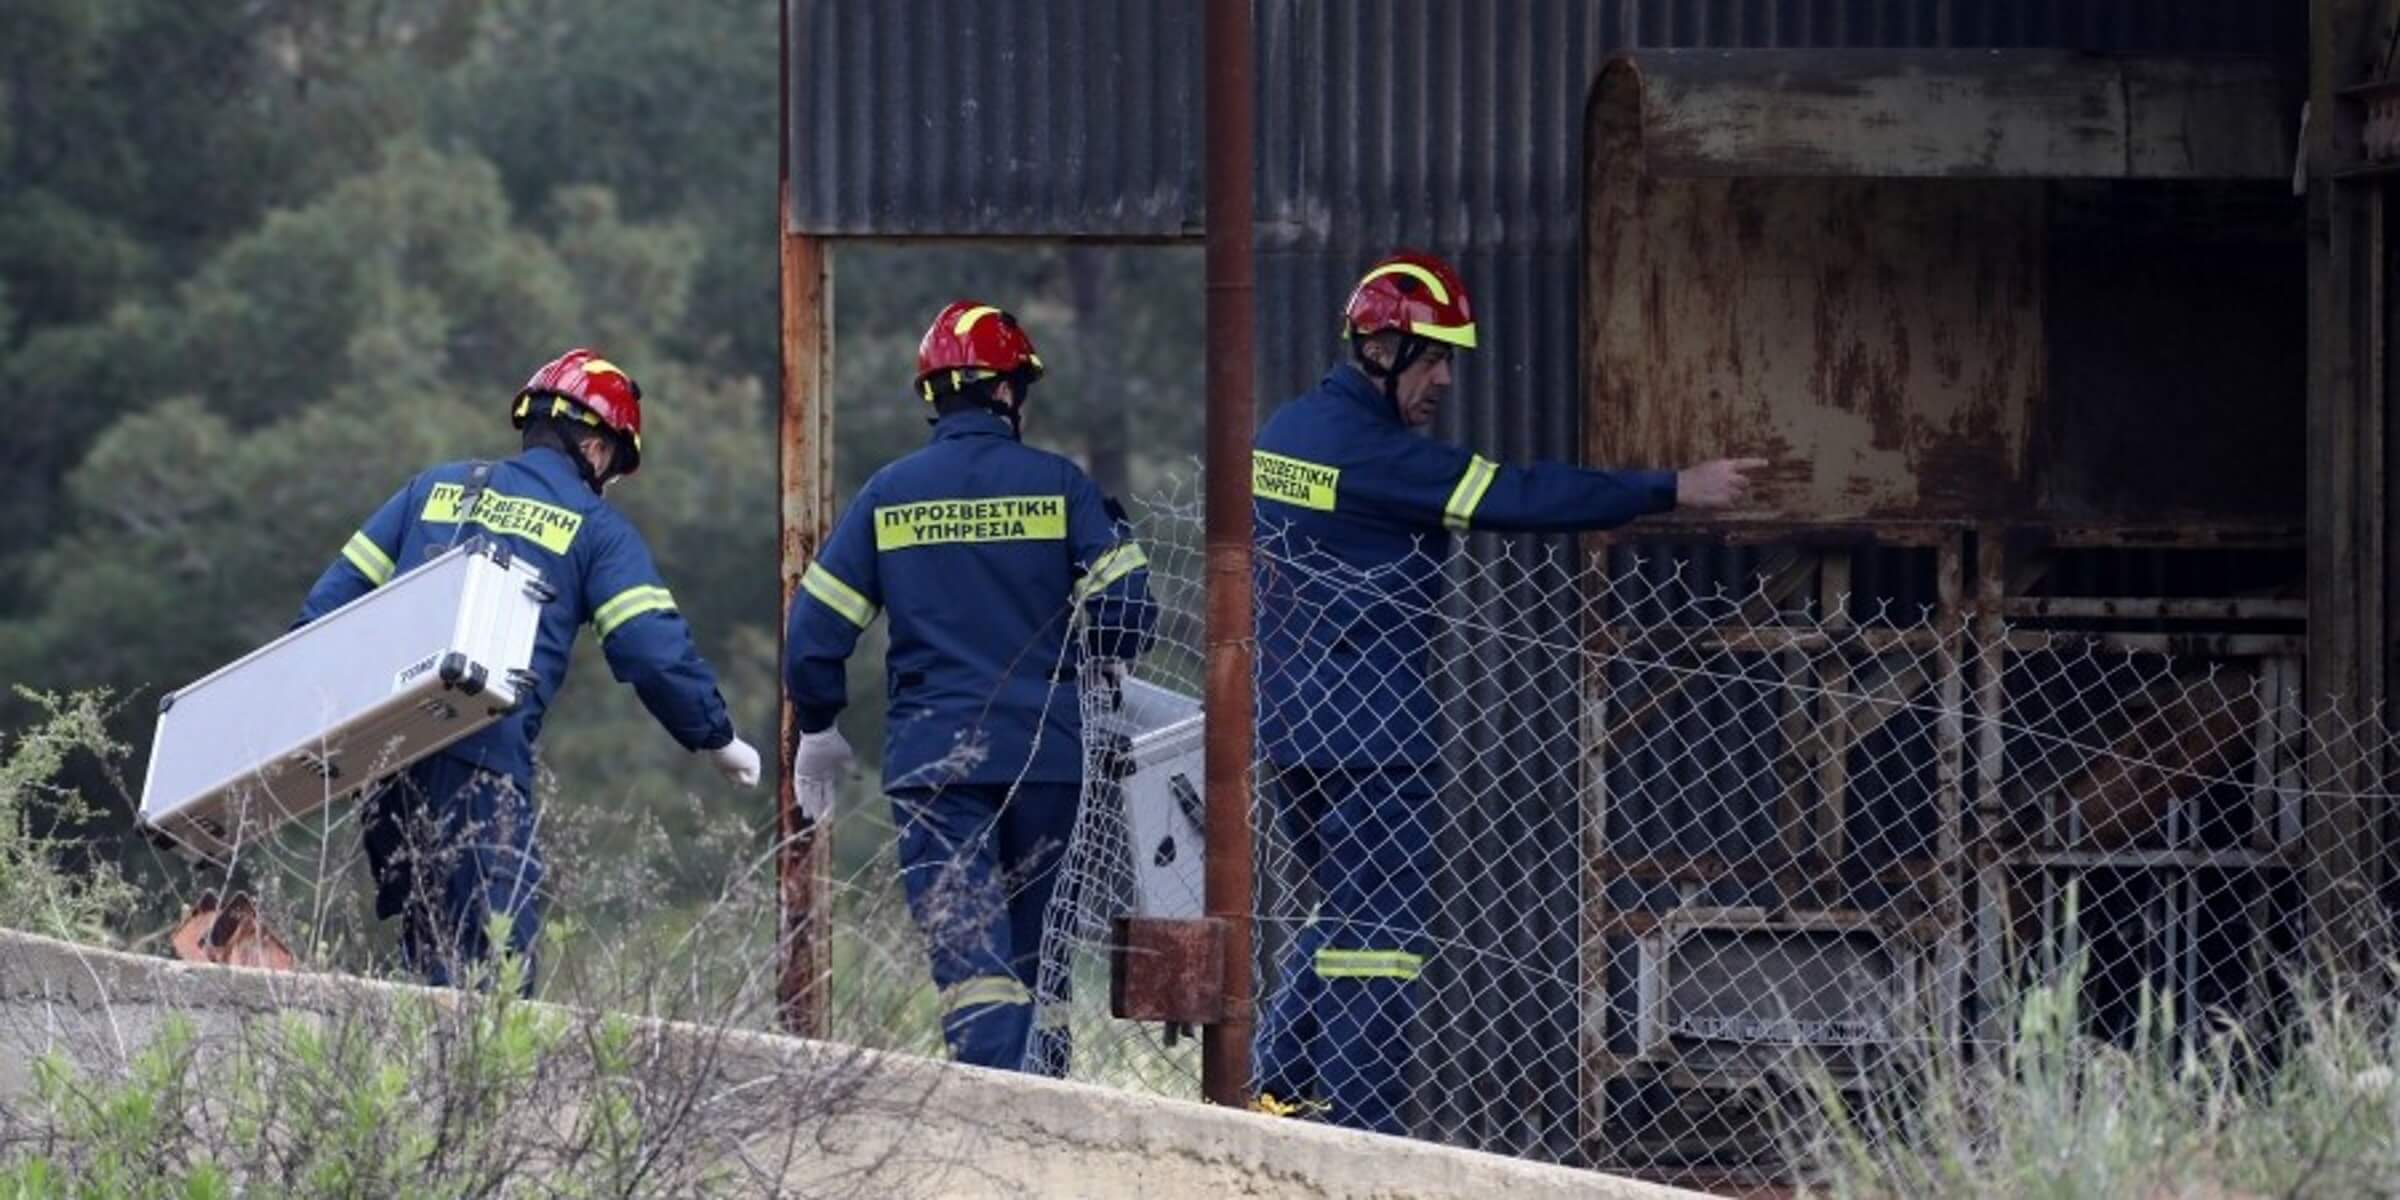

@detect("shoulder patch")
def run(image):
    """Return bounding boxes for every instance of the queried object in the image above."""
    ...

[423,483,584,554]
[1253,450,1340,512]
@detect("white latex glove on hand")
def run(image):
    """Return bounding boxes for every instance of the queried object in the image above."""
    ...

[1675,457,1770,510]
[792,728,855,823]
[707,736,762,788]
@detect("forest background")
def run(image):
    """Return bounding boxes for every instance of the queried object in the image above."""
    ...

[0,0,1205,970]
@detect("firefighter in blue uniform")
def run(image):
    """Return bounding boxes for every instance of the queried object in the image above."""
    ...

[297,349,760,989]
[785,301,1157,1074]
[1250,251,1764,1133]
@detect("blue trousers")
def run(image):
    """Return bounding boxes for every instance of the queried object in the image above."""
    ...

[1252,765,1436,1135]
[892,782,1079,1074]
[362,755,544,992]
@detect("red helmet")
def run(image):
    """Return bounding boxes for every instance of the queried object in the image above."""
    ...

[916,301,1045,402]
[1342,251,1478,350]
[514,348,644,475]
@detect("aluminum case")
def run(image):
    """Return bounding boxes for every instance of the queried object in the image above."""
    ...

[139,540,550,862]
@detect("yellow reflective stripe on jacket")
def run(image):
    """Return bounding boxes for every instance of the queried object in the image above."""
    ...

[1443,455,1500,531]
[341,532,395,587]
[800,562,876,629]
[1074,542,1149,603]
[422,483,584,555]
[1314,948,1424,980]
[1253,450,1340,512]
[940,974,1033,1013]
[873,495,1067,550]
[593,585,676,638]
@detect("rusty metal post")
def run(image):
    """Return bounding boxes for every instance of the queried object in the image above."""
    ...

[1200,0,1256,1110]
[2306,0,2383,973]
[777,0,835,1038]
[1931,533,1964,1051]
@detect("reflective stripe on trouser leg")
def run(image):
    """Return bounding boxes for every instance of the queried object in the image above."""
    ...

[1254,922,1328,1103]
[1314,948,1423,979]
[895,783,1068,1073]
[1302,766,1436,1136]
[1028,1002,1074,1079]
[1253,765,1335,1104]
[941,973,1036,1069]
[999,782,1080,1078]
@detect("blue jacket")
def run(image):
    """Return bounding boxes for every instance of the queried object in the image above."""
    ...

[785,409,1157,789]
[296,445,736,784]
[1253,365,1677,769]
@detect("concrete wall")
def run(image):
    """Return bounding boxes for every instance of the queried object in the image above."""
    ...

[0,929,1713,1199]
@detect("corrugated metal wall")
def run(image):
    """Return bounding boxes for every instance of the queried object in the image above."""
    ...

[787,0,1203,237]
[785,0,2305,1166]
[788,0,2301,433]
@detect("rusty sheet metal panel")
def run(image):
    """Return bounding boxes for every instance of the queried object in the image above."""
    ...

[1578,64,2303,531]
[1628,51,2290,180]
[785,0,1202,237]
[1598,0,2295,54]
[1109,916,1228,1024]
[1584,168,2045,522]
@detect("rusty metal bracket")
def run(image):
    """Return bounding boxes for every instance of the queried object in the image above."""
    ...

[1607,50,2290,181]
[168,891,295,971]
[1111,916,1228,1037]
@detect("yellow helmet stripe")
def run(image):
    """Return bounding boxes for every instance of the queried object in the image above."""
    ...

[951,305,1002,337]
[582,358,626,379]
[1412,319,1478,349]
[1359,261,1451,305]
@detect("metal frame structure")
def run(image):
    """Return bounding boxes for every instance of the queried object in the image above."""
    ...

[771,1,1257,1107]
[773,10,2400,1188]
[1573,46,2331,1171]
[1579,522,2314,1166]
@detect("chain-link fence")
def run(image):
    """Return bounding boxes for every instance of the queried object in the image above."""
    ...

[824,474,2393,1183]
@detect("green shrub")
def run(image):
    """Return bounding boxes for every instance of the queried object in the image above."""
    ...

[1799,948,2400,1199]
[0,943,745,1198]
[0,689,137,943]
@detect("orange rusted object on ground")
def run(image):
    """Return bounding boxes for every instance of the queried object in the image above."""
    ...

[167,891,295,971]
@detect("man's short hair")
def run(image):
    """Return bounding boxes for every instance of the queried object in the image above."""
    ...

[522,410,622,472]
[1354,329,1410,362]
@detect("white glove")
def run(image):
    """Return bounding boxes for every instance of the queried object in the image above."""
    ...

[792,728,855,823]
[707,736,762,788]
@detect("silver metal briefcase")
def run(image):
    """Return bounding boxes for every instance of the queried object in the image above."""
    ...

[138,539,550,862]
[1110,678,1206,920]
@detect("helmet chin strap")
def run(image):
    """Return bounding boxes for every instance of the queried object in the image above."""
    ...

[924,375,1031,440]
[525,416,617,495]
[991,373,1032,440]
[577,433,633,495]
[1352,332,1428,420]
